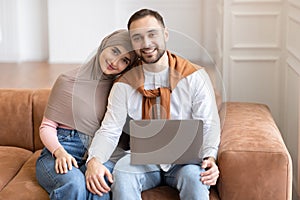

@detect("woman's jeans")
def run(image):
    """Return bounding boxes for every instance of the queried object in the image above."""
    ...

[36,128,114,200]
[111,154,210,200]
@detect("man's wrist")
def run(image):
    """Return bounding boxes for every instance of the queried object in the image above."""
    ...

[86,156,101,166]
[203,156,216,163]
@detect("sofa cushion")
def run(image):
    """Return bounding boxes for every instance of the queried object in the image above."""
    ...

[217,102,292,200]
[32,89,50,151]
[0,146,32,191]
[0,89,34,151]
[0,150,49,199]
[141,185,220,200]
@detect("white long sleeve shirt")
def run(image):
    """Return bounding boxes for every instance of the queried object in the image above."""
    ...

[88,66,220,167]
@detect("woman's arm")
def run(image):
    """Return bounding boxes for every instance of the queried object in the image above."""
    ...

[39,116,62,155]
[40,116,78,173]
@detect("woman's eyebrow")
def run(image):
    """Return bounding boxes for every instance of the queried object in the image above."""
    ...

[124,56,131,63]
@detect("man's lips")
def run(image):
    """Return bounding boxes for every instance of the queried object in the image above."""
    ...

[141,48,156,55]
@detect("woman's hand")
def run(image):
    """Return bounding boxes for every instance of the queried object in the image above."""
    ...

[85,157,113,196]
[53,147,78,174]
[200,157,220,185]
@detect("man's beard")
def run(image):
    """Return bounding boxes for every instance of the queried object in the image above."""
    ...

[140,48,165,64]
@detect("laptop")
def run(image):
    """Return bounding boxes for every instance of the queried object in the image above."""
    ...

[129,119,203,165]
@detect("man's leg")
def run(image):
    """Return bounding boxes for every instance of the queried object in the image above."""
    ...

[111,154,161,200]
[164,164,210,200]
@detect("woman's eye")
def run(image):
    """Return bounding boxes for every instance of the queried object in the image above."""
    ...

[123,58,129,65]
[112,48,118,55]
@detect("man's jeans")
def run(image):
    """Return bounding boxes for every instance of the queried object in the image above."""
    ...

[111,154,210,200]
[36,128,114,200]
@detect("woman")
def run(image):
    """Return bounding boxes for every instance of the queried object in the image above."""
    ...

[36,29,136,200]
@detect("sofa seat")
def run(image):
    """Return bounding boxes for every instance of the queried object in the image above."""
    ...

[0,146,32,191]
[141,185,220,200]
[0,150,48,199]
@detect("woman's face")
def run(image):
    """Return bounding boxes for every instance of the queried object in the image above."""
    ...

[99,45,131,75]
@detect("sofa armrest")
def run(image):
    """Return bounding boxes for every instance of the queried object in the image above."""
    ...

[217,102,292,200]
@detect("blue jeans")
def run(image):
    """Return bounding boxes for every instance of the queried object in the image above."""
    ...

[36,128,115,200]
[111,154,210,200]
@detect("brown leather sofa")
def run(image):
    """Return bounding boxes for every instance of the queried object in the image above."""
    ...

[0,88,292,200]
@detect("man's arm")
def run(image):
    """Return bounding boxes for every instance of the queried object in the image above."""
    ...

[85,82,129,195]
[191,69,221,185]
[191,69,221,160]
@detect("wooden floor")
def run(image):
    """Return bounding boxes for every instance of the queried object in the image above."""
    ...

[0,62,78,89]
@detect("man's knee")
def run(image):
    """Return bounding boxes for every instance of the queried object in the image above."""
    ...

[177,165,206,187]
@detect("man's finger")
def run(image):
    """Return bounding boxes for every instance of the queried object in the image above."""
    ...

[98,175,110,192]
[105,169,113,184]
[92,176,107,196]
[89,179,103,196]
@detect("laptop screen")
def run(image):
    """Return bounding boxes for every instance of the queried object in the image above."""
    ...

[130,119,203,164]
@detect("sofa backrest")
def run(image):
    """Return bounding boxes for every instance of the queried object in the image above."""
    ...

[0,89,50,152]
[32,89,50,151]
[0,89,34,151]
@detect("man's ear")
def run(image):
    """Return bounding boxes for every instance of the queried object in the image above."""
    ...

[164,27,169,42]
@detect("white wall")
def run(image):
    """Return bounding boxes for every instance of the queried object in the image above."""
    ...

[0,0,206,64]
[47,0,203,63]
[284,0,300,199]
[48,0,119,63]
[222,0,285,125]
[0,0,20,61]
[18,0,48,61]
[0,0,48,62]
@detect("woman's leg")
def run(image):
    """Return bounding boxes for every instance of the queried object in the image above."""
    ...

[36,129,112,200]
[36,147,88,200]
[164,164,210,200]
[111,154,161,200]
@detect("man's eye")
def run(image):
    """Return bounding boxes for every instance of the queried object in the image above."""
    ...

[149,33,155,38]
[133,36,141,42]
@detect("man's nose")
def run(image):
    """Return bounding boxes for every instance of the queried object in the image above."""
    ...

[142,37,151,48]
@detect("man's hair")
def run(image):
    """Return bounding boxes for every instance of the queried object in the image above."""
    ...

[127,8,165,29]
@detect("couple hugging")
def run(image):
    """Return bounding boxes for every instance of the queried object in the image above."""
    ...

[36,8,220,200]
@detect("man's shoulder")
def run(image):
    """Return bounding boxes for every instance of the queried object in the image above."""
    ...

[115,66,144,89]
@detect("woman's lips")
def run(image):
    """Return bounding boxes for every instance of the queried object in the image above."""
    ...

[106,61,116,71]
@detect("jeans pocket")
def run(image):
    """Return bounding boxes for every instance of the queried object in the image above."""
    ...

[57,128,75,142]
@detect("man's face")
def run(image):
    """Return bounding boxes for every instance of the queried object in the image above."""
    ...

[129,16,168,64]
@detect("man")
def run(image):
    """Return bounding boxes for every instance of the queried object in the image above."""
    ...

[86,9,220,200]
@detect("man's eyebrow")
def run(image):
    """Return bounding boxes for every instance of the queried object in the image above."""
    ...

[148,29,159,33]
[131,28,160,38]
[131,33,141,38]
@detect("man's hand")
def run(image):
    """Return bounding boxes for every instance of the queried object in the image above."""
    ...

[85,157,113,196]
[54,147,78,174]
[200,157,219,185]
